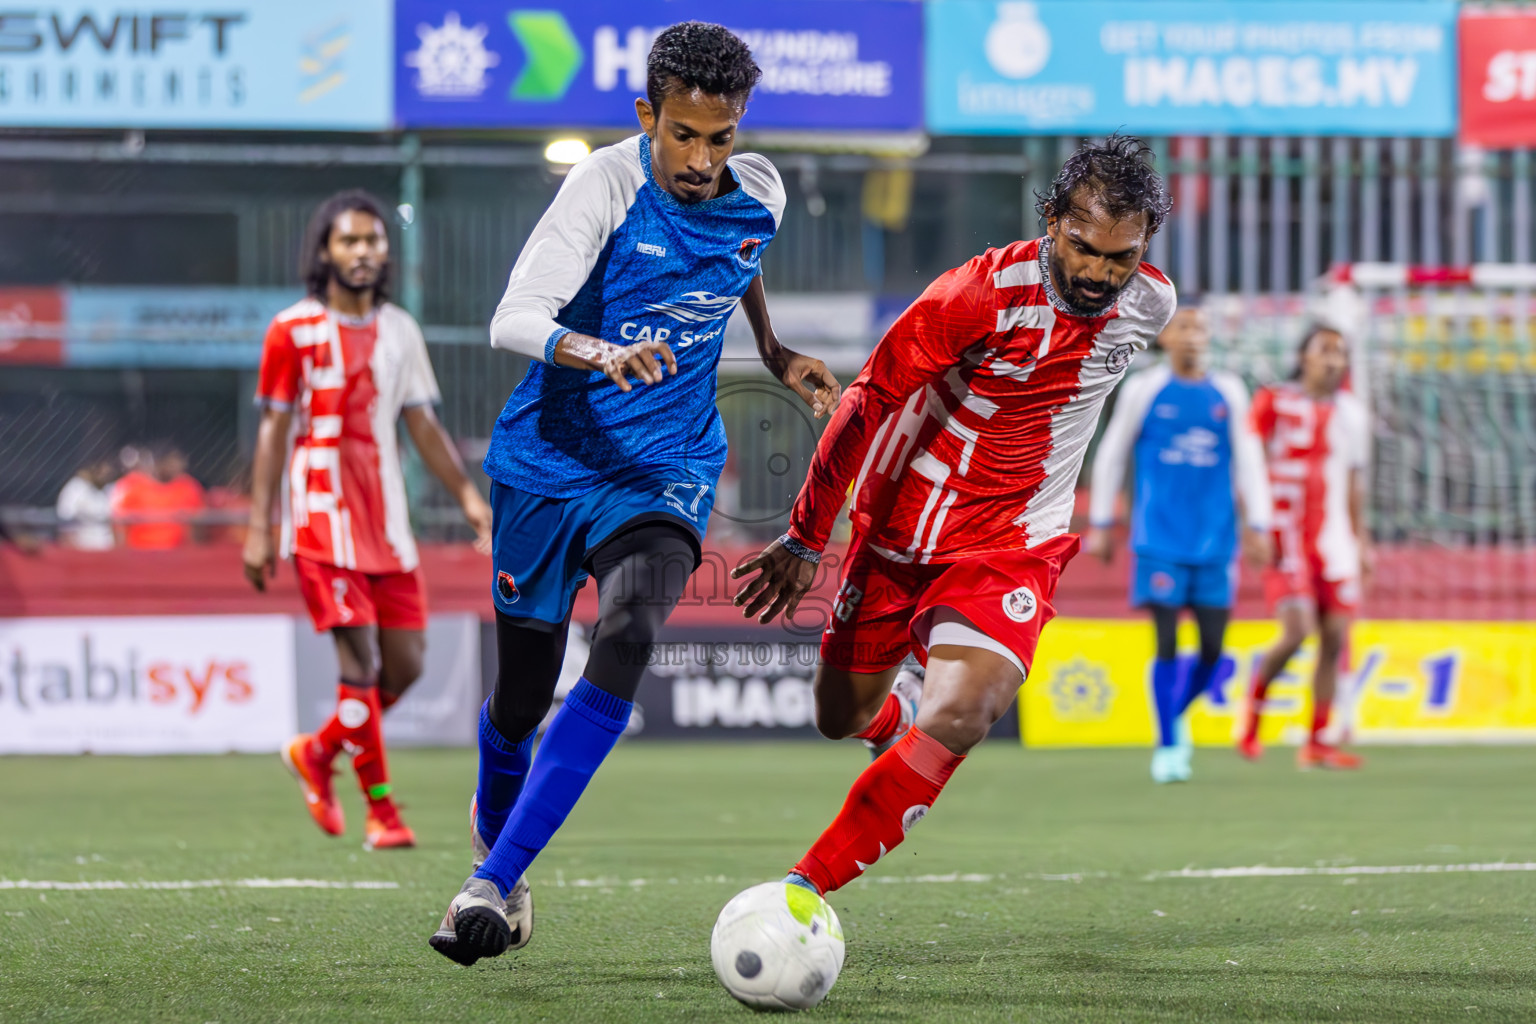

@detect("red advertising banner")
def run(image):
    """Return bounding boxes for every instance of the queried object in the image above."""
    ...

[1461,10,1536,147]
[0,287,64,365]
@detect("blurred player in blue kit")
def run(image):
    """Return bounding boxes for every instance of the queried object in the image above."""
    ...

[428,22,840,965]
[1087,303,1271,782]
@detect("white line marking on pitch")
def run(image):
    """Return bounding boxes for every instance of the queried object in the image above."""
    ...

[1149,862,1536,880]
[0,878,400,891]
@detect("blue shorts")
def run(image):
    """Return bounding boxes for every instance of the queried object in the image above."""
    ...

[1131,555,1235,609]
[489,465,713,627]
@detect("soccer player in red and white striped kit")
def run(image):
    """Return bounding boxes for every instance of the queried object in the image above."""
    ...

[734,136,1176,896]
[244,191,493,850]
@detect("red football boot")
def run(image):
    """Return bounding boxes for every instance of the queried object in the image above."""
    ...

[281,733,344,837]
[1236,735,1263,761]
[364,799,417,851]
[1297,741,1363,771]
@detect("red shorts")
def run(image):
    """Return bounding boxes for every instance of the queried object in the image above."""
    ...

[820,533,1079,676]
[294,555,428,633]
[1263,562,1359,617]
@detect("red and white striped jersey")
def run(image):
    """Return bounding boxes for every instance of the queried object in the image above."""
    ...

[788,237,1176,563]
[1251,382,1369,582]
[256,298,441,574]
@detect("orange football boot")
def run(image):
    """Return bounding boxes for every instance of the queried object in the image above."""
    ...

[364,800,417,851]
[1236,735,1263,761]
[1297,741,1363,770]
[281,733,344,836]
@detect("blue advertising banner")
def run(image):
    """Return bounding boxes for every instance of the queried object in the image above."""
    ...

[0,3,392,129]
[64,287,296,367]
[925,1,1457,136]
[395,1,922,131]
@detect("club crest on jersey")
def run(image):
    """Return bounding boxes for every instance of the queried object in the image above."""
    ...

[497,571,519,603]
[1105,343,1135,375]
[1002,585,1038,623]
[736,237,762,269]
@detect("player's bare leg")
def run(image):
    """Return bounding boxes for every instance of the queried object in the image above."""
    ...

[1239,602,1312,760]
[812,663,923,758]
[788,643,1019,895]
[378,627,425,710]
[1298,612,1362,770]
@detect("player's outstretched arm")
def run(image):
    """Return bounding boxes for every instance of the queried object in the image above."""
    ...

[403,404,492,555]
[731,537,820,625]
[243,405,291,591]
[739,277,840,419]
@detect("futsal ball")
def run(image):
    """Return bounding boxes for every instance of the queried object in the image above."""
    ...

[711,882,845,1011]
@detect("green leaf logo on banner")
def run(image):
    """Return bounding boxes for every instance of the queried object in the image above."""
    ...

[508,11,583,101]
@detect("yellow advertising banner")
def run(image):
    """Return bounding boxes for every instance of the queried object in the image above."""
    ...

[1021,619,1536,747]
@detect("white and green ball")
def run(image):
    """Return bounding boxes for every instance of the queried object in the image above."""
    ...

[710,882,846,1011]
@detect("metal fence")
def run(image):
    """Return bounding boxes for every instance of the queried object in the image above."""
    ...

[5,132,1536,547]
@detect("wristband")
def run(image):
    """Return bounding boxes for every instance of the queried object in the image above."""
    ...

[777,533,822,565]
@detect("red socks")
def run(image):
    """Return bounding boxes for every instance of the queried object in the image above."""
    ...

[792,727,963,895]
[1242,672,1269,744]
[854,691,905,745]
[1310,699,1332,744]
[315,682,393,807]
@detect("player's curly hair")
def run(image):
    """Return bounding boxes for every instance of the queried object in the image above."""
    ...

[301,189,392,300]
[1035,133,1172,236]
[646,21,761,112]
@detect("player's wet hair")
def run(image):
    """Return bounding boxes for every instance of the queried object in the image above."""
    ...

[646,21,761,113]
[1289,322,1344,379]
[301,189,392,300]
[1035,134,1173,236]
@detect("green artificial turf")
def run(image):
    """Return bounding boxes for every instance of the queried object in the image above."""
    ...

[1,743,1533,1022]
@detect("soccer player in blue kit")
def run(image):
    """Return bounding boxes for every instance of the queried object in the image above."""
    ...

[428,22,840,965]
[1086,303,1271,783]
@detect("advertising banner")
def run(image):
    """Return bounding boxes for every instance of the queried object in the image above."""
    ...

[1023,619,1536,748]
[0,615,297,754]
[63,286,296,367]
[925,1,1457,136]
[296,614,481,748]
[0,2,392,129]
[0,286,64,365]
[395,1,922,131]
[1459,10,1536,149]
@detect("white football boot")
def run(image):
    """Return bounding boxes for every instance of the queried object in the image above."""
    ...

[866,665,924,760]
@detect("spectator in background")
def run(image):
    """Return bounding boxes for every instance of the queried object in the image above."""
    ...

[56,457,118,550]
[113,444,207,549]
[206,461,253,545]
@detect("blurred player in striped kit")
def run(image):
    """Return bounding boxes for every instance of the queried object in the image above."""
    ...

[1240,326,1371,770]
[245,190,493,849]
[1087,301,1271,783]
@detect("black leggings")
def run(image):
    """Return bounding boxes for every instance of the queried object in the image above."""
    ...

[1149,604,1229,665]
[487,521,697,741]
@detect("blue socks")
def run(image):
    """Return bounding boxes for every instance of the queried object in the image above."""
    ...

[474,678,632,898]
[1151,658,1180,748]
[1177,658,1223,718]
[474,701,535,850]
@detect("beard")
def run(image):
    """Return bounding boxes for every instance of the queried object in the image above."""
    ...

[1047,251,1125,315]
[328,261,382,295]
